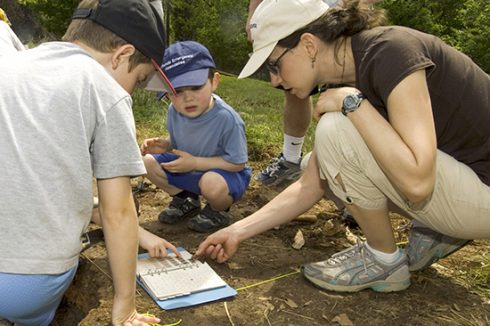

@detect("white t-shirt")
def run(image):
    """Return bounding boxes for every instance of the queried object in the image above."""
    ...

[0,42,145,274]
[0,20,25,55]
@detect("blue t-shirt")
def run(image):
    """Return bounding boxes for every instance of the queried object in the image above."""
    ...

[167,94,248,165]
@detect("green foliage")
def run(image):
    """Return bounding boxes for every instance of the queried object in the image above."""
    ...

[19,0,489,73]
[18,0,78,38]
[457,0,490,73]
[382,0,490,72]
[168,0,251,75]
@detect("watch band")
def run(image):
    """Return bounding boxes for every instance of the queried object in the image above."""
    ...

[341,92,366,116]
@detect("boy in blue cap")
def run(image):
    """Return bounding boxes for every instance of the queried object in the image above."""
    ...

[142,40,252,233]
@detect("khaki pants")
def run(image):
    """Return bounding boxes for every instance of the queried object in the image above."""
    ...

[312,112,490,239]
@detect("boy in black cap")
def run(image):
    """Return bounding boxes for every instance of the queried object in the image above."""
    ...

[0,0,173,325]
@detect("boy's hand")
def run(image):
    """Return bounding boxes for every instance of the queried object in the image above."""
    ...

[112,294,161,326]
[159,149,197,173]
[138,227,180,258]
[112,306,160,326]
[194,227,240,263]
[140,137,169,155]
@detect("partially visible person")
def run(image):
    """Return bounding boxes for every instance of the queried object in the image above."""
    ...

[142,41,252,233]
[0,8,25,55]
[0,0,175,325]
[0,8,9,24]
[197,0,489,295]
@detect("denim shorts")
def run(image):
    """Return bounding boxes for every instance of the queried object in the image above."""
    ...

[0,265,78,326]
[153,152,252,202]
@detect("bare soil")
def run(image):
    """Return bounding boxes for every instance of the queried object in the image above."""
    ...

[53,179,490,326]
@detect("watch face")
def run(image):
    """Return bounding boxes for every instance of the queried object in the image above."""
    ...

[344,95,357,109]
[342,93,365,115]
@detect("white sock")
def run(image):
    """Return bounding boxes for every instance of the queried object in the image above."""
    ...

[283,134,304,164]
[365,242,401,264]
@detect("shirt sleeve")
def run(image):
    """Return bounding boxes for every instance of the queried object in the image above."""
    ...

[219,115,248,164]
[91,96,145,178]
[357,27,435,105]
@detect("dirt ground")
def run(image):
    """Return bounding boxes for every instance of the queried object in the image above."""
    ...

[53,178,490,326]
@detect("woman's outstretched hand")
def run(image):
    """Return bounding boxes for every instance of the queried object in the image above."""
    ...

[194,226,241,263]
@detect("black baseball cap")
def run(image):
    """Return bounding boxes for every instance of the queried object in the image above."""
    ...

[72,0,175,94]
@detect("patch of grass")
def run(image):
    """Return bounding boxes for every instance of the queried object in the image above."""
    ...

[132,89,169,143]
[467,257,490,298]
[132,74,317,165]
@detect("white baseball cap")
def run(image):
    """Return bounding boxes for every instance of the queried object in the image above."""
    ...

[239,0,331,79]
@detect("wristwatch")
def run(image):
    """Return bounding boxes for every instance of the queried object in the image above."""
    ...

[341,92,366,116]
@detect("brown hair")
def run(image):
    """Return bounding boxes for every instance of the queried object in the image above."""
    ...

[62,0,149,71]
[208,68,217,80]
[278,0,385,64]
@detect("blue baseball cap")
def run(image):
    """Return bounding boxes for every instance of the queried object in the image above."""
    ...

[161,41,216,93]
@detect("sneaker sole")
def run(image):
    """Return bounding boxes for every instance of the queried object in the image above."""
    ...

[302,267,411,293]
[408,240,471,272]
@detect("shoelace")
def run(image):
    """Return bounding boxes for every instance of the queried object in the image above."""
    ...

[261,156,284,176]
[181,199,198,213]
[328,240,370,274]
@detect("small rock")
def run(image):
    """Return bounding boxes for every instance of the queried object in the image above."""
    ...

[332,313,353,326]
[292,229,305,250]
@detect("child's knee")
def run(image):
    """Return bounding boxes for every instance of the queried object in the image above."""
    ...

[142,153,156,168]
[142,154,163,176]
[199,172,229,200]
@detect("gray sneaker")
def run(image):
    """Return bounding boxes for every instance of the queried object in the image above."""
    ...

[301,241,410,293]
[407,220,470,272]
[158,196,200,224]
[255,152,302,187]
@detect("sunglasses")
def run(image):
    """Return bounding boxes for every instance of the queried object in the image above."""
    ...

[265,48,290,75]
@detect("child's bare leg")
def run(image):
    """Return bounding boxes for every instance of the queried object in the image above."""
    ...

[142,154,181,195]
[199,171,233,211]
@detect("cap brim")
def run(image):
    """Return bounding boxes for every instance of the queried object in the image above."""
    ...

[155,68,210,100]
[170,68,210,90]
[143,59,176,95]
[238,41,277,79]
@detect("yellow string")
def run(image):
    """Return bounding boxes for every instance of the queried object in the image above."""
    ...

[236,270,300,291]
[142,270,301,324]
[161,320,182,326]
